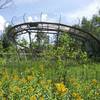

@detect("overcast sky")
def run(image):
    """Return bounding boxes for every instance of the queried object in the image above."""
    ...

[0,0,100,32]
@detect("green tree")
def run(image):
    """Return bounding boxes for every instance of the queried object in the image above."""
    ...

[1,25,12,51]
[79,10,100,57]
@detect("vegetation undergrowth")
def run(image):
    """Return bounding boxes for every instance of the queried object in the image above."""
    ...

[0,59,100,100]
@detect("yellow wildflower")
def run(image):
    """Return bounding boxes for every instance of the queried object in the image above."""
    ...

[44,85,49,90]
[55,82,68,94]
[40,96,44,100]
[13,75,19,80]
[73,82,80,88]
[21,96,26,100]
[27,75,33,81]
[72,92,77,97]
[76,95,82,100]
[92,79,97,85]
[72,92,82,100]
[0,81,2,86]
[3,74,9,80]
[30,95,37,100]
[37,92,42,97]
[0,91,3,97]
[2,97,7,100]
[21,78,27,83]
[95,92,100,96]
[28,86,34,93]
[69,78,76,84]
[39,80,46,85]
[13,86,21,93]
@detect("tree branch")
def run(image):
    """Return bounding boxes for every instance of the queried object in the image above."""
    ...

[0,0,12,9]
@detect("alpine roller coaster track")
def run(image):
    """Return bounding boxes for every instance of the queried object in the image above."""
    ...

[8,21,100,57]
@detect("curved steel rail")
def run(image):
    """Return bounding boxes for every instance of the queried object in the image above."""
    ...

[8,22,100,43]
[7,21,100,56]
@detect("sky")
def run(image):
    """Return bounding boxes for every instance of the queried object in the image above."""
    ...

[0,0,100,32]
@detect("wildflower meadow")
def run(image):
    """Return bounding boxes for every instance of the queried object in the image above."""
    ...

[0,60,100,100]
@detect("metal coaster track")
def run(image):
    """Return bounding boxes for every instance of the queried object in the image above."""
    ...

[8,21,100,57]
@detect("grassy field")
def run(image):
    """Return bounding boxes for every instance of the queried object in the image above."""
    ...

[0,60,100,100]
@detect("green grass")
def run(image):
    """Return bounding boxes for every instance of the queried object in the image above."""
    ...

[0,59,100,82]
[0,59,100,99]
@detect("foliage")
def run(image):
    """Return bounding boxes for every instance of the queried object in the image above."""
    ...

[1,25,12,50]
[42,32,88,64]
[0,61,100,100]
[81,11,100,39]
[75,10,100,58]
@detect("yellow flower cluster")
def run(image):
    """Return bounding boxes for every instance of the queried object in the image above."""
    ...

[28,86,34,93]
[21,78,27,83]
[30,95,37,100]
[0,90,3,97]
[0,66,99,100]
[40,96,44,100]
[92,79,97,85]
[13,86,21,93]
[55,82,68,94]
[13,75,19,80]
[72,92,83,100]
[27,75,34,81]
